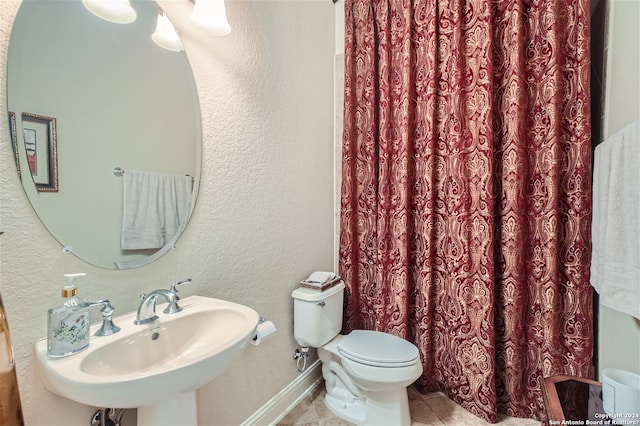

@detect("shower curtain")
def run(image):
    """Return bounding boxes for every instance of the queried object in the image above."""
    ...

[338,0,593,422]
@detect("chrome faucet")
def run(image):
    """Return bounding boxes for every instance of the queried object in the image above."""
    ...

[89,299,121,336]
[134,279,191,325]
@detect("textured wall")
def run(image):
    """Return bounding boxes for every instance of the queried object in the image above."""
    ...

[0,0,336,424]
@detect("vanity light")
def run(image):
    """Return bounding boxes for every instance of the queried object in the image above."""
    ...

[190,0,231,36]
[82,0,137,24]
[152,12,184,52]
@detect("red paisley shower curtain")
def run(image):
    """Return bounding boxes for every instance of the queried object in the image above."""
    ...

[339,0,593,422]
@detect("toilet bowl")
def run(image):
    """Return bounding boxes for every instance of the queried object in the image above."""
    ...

[292,282,423,426]
[319,332,423,425]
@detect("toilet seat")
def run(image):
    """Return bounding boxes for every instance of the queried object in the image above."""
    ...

[338,330,419,367]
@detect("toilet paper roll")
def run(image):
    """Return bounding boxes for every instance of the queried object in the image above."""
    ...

[251,320,277,345]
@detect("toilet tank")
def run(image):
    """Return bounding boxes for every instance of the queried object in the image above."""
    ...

[291,281,345,348]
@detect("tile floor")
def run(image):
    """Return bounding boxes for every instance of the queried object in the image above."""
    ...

[278,384,542,426]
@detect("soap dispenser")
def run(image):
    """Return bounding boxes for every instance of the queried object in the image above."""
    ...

[47,273,90,357]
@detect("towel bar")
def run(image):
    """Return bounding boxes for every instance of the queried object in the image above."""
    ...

[112,167,193,181]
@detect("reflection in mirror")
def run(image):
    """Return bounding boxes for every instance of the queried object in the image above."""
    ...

[20,112,58,192]
[7,0,201,270]
[8,112,20,179]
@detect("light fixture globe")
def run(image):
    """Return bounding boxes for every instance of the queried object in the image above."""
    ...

[82,0,137,24]
[190,0,231,36]
[152,13,183,52]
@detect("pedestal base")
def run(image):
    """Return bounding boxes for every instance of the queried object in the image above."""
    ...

[137,391,197,426]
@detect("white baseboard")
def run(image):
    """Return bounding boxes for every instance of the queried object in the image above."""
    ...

[241,359,323,426]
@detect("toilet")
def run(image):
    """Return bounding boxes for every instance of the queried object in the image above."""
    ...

[292,281,422,426]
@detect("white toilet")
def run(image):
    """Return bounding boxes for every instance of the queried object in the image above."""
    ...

[292,281,423,426]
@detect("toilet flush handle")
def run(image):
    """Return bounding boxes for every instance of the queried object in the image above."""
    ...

[316,301,326,307]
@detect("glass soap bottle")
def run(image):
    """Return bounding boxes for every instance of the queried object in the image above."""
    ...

[47,273,90,357]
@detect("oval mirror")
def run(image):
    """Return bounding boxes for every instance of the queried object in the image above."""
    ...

[7,0,201,270]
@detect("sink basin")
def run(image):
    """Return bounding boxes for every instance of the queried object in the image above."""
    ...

[35,295,259,424]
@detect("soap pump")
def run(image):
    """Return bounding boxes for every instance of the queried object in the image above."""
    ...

[47,273,91,357]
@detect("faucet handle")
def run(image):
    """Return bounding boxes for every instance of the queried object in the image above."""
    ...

[89,299,121,336]
[162,279,190,315]
[169,278,192,294]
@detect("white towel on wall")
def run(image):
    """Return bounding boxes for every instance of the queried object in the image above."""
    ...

[591,120,640,319]
[121,170,192,250]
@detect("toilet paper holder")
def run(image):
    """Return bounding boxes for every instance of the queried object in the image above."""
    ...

[251,316,277,346]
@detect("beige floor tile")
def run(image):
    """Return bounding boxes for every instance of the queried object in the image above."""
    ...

[409,399,445,425]
[312,392,339,422]
[422,394,486,425]
[418,391,448,401]
[496,415,542,426]
[319,419,357,426]
[278,422,319,426]
[278,395,319,425]
[407,387,424,401]
[281,384,541,426]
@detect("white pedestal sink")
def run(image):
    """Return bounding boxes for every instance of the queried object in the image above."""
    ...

[34,296,259,425]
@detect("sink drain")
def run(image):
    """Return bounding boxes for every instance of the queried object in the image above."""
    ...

[151,332,160,341]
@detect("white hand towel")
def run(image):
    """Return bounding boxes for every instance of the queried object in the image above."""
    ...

[591,120,640,319]
[121,170,192,250]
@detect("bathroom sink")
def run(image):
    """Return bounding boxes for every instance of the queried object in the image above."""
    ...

[35,295,259,420]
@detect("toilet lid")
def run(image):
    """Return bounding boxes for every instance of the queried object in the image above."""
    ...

[338,330,419,367]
